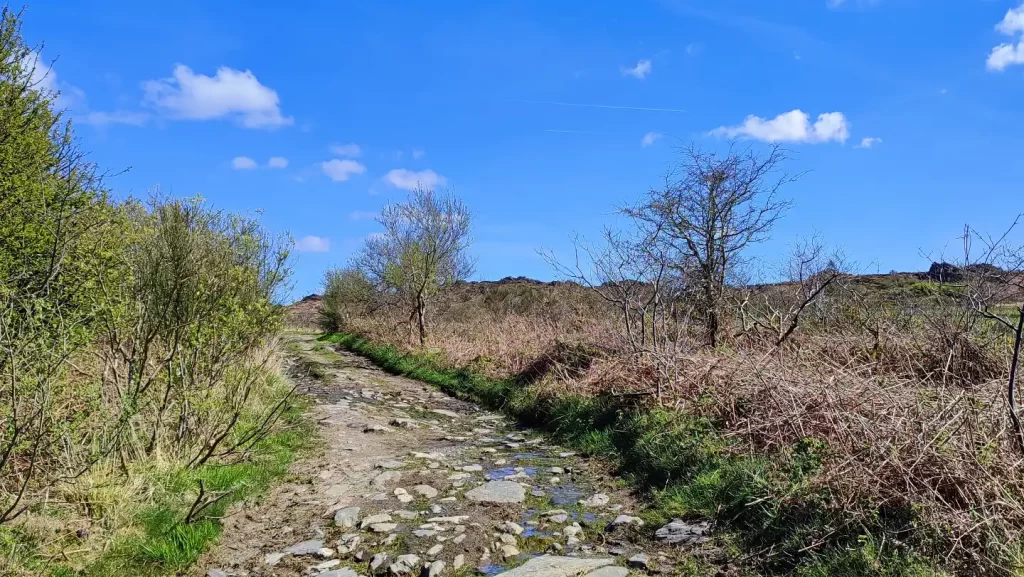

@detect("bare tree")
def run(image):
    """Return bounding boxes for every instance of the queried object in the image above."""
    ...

[735,235,847,347]
[355,186,474,346]
[624,143,796,347]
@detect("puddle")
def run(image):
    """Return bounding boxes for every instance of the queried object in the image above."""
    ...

[548,483,584,505]
[479,563,508,575]
[485,466,537,480]
[512,452,545,461]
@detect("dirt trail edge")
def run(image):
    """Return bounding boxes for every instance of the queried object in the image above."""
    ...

[195,332,679,577]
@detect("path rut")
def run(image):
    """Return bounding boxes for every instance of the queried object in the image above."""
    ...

[194,332,680,577]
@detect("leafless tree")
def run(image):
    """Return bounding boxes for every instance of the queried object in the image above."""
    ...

[735,235,847,347]
[355,186,474,346]
[624,143,796,347]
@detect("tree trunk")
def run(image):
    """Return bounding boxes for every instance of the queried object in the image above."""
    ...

[1007,305,1024,455]
[416,296,427,347]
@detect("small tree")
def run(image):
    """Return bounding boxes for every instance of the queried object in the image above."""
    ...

[624,143,795,347]
[320,266,379,331]
[356,186,474,345]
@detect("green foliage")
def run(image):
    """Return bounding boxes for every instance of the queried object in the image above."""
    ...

[321,266,378,331]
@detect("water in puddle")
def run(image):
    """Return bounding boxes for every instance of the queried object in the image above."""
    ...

[479,563,507,575]
[485,466,536,480]
[548,482,584,505]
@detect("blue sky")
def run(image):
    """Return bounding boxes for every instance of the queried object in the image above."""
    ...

[22,0,1024,298]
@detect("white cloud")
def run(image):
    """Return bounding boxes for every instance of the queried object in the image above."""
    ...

[267,156,289,168]
[641,132,662,147]
[23,51,86,110]
[78,110,149,126]
[329,143,361,157]
[142,64,292,128]
[412,148,426,159]
[232,156,258,170]
[385,168,446,191]
[622,59,652,79]
[856,137,882,149]
[350,211,378,221]
[711,109,850,144]
[294,235,330,253]
[321,159,367,182]
[988,4,1024,71]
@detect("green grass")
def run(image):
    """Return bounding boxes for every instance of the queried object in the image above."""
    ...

[46,390,315,577]
[321,332,941,577]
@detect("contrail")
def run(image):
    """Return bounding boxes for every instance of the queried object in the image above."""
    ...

[511,99,685,113]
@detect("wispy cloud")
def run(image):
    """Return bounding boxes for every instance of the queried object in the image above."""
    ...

[231,156,258,170]
[641,132,662,147]
[329,143,362,157]
[855,137,882,149]
[268,156,289,168]
[294,235,330,253]
[711,109,850,144]
[987,3,1024,71]
[78,110,149,126]
[385,168,446,190]
[321,159,367,182]
[622,59,653,79]
[412,148,426,159]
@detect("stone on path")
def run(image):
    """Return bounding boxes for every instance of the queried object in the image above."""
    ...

[654,518,712,545]
[425,559,446,576]
[431,409,461,418]
[491,555,612,576]
[334,506,361,528]
[627,552,650,570]
[364,424,393,434]
[284,539,324,556]
[360,513,393,528]
[371,552,389,572]
[464,480,526,504]
[390,418,419,429]
[498,521,524,535]
[453,554,465,570]
[370,522,398,532]
[207,570,228,577]
[458,464,483,472]
[426,544,443,556]
[579,493,609,507]
[605,515,643,531]
[395,488,414,503]
[371,471,402,488]
[584,568,629,577]
[318,569,362,577]
[413,484,438,498]
[500,544,521,558]
[376,459,406,469]
[389,553,421,575]
[264,552,285,566]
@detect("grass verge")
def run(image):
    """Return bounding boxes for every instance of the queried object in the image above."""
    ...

[321,332,941,577]
[1,373,314,577]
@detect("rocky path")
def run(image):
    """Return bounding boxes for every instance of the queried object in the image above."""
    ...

[195,332,691,577]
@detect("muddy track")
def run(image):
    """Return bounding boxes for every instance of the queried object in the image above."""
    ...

[194,332,691,577]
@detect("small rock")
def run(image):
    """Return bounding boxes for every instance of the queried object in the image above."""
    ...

[431,409,460,418]
[390,418,419,429]
[395,488,414,503]
[334,506,361,528]
[319,570,361,577]
[531,489,546,497]
[413,485,439,498]
[464,480,526,504]
[207,570,228,577]
[459,464,483,472]
[497,555,610,576]
[372,471,402,488]
[655,518,712,545]
[412,451,445,460]
[550,467,565,474]
[606,515,644,531]
[429,504,442,514]
[564,523,583,538]
[360,513,393,528]
[498,521,524,535]
[558,452,576,458]
[453,554,465,570]
[452,534,466,544]
[498,533,517,545]
[426,544,443,556]
[549,477,561,485]
[364,424,393,434]
[315,559,342,570]
[371,552,389,572]
[414,529,438,537]
[579,493,609,507]
[396,510,419,520]
[371,523,398,532]
[586,568,629,577]
[389,553,422,575]
[627,553,651,570]
[376,459,406,469]
[285,539,324,556]
[500,544,521,558]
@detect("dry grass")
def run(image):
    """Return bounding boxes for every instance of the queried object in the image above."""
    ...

[332,279,1024,573]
